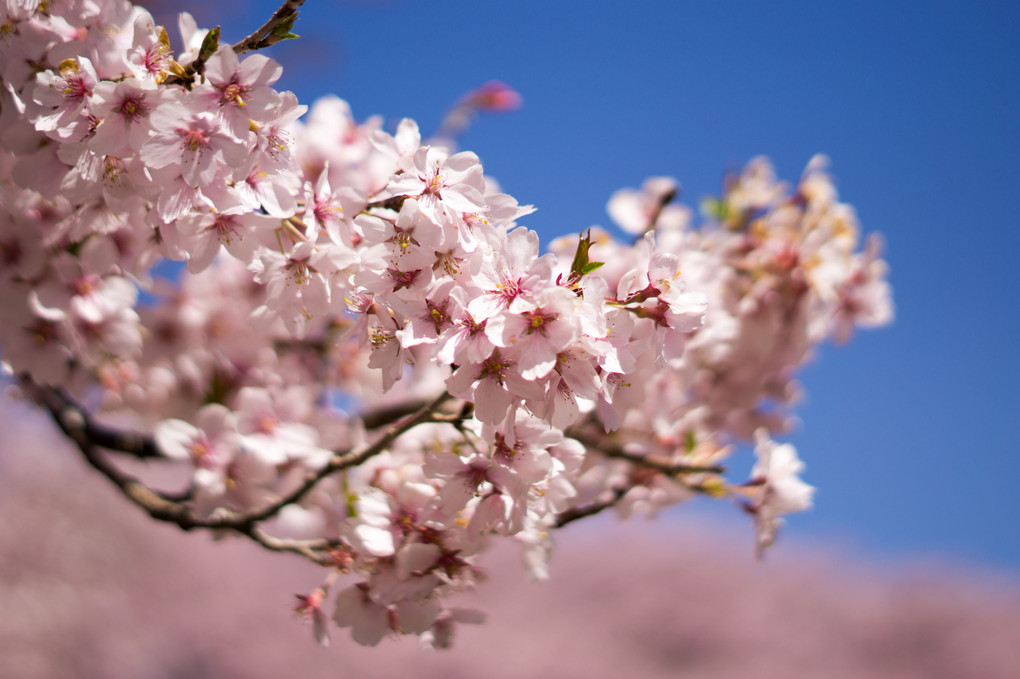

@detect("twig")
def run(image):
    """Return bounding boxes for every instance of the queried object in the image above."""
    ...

[214,390,454,528]
[243,525,338,566]
[567,426,726,476]
[233,0,306,55]
[553,487,627,528]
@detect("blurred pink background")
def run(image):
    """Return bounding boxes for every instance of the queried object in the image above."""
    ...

[2,394,1019,679]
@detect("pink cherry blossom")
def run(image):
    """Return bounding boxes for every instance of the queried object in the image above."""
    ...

[388,146,486,224]
[0,1,894,653]
[141,101,249,188]
[747,429,815,557]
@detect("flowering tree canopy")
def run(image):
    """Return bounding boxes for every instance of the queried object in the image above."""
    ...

[0,0,892,649]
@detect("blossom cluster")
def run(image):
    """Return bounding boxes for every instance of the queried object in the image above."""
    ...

[0,0,892,648]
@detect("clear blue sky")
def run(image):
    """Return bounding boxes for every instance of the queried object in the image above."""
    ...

[152,0,1020,570]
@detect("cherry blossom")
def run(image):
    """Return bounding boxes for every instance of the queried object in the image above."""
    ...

[746,429,816,557]
[141,100,248,188]
[388,146,487,224]
[0,0,893,652]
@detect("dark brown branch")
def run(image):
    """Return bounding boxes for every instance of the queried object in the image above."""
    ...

[567,426,726,476]
[29,382,203,528]
[30,383,161,458]
[232,0,306,55]
[28,376,454,564]
[42,396,346,562]
[229,390,454,527]
[34,374,698,555]
[361,399,428,429]
[553,487,627,528]
[29,382,443,460]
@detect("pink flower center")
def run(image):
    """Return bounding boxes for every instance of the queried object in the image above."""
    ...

[177,127,210,152]
[494,276,522,307]
[222,81,249,107]
[424,167,444,196]
[462,462,490,490]
[144,45,170,75]
[62,74,90,102]
[493,433,520,462]
[256,413,277,435]
[187,437,217,468]
[103,157,127,185]
[212,215,240,243]
[74,274,98,297]
[287,257,313,285]
[388,267,421,291]
[119,96,146,122]
[480,354,511,383]
[463,314,486,337]
[426,299,451,332]
[313,197,338,225]
[523,309,557,336]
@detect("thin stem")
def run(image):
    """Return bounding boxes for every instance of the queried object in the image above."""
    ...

[244,525,338,566]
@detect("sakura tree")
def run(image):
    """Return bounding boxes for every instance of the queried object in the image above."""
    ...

[0,0,892,649]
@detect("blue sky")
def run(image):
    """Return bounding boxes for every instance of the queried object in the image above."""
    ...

[151,0,1020,570]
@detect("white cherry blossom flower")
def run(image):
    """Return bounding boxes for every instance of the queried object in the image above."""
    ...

[141,101,249,188]
[388,146,486,224]
[748,429,815,557]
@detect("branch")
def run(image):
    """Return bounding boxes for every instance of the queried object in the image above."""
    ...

[361,398,428,429]
[28,377,454,564]
[28,382,203,527]
[33,378,693,555]
[243,526,338,566]
[553,487,627,528]
[567,426,726,476]
[233,0,306,55]
[229,390,455,527]
[35,440,337,564]
[27,381,441,460]
[29,383,161,458]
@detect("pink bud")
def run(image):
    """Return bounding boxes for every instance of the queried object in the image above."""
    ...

[467,81,522,112]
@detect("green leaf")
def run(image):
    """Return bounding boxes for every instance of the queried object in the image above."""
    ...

[271,13,299,39]
[566,229,605,287]
[198,26,221,62]
[702,196,741,226]
[569,229,592,274]
[684,430,697,453]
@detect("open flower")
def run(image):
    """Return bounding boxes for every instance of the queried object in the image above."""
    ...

[747,429,815,557]
[141,101,249,188]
